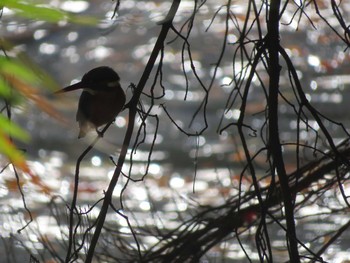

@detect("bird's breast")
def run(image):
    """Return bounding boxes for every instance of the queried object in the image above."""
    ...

[78,88,125,128]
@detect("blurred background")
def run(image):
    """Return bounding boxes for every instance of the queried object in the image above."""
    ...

[1,0,350,262]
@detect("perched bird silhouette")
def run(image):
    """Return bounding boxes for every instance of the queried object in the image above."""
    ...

[56,66,126,138]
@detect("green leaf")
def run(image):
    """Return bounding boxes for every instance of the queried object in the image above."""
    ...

[68,14,98,25]
[2,0,97,25]
[0,115,30,142]
[0,77,13,99]
[0,57,39,84]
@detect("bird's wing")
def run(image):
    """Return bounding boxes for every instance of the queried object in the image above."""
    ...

[76,91,91,122]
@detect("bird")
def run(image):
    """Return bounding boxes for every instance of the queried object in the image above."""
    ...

[56,66,126,138]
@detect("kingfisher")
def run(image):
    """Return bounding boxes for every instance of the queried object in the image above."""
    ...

[56,66,126,138]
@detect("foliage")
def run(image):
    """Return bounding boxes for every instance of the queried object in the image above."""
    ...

[0,1,96,176]
[2,0,97,24]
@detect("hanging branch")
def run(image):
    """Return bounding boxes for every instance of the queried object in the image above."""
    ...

[65,122,113,262]
[266,0,300,261]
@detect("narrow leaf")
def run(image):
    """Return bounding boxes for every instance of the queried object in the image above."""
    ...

[0,114,30,142]
[2,0,97,25]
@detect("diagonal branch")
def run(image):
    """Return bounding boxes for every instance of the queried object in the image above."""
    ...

[84,1,181,262]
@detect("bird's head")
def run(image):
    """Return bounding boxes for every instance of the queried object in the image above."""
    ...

[55,66,121,94]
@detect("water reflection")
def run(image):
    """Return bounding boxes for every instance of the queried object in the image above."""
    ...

[2,0,350,262]
[60,1,89,13]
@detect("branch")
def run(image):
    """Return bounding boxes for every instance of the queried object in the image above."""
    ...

[142,139,350,262]
[267,0,300,261]
[84,1,181,262]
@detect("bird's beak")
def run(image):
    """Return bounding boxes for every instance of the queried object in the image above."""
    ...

[55,81,84,94]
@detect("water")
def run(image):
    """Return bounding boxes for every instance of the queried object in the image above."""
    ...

[1,0,350,262]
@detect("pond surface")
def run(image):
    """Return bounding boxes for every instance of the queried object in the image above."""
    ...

[1,1,350,262]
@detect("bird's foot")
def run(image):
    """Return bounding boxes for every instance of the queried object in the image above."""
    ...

[96,128,104,138]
